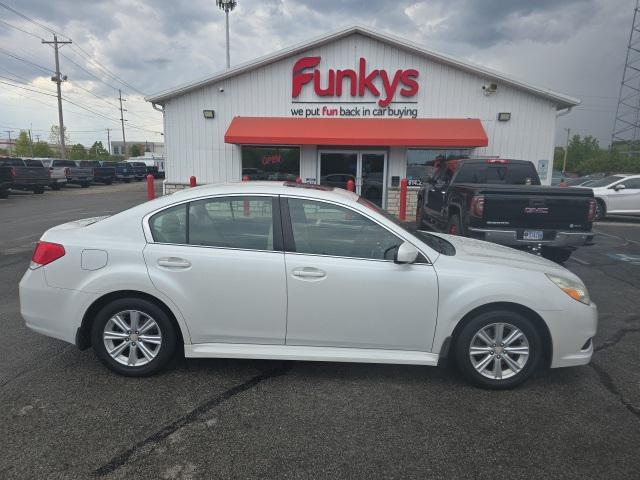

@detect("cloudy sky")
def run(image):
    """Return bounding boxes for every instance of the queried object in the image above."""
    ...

[0,0,632,149]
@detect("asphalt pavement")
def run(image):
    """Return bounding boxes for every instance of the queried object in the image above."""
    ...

[0,183,639,479]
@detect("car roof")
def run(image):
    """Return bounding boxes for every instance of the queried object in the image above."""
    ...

[168,181,359,203]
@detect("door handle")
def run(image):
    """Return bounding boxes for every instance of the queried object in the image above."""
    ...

[157,257,191,269]
[292,268,326,278]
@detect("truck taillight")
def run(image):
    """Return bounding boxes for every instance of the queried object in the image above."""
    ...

[64,167,70,177]
[486,158,507,164]
[587,198,597,222]
[30,241,65,269]
[471,195,485,218]
[10,167,16,179]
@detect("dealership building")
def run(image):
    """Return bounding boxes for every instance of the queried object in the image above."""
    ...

[147,25,579,215]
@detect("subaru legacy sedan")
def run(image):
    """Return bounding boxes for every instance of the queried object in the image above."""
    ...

[19,182,597,389]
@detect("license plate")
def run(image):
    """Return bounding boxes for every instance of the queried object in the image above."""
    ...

[523,230,544,241]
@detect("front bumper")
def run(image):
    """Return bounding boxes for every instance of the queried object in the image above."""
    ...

[544,301,598,368]
[468,228,594,248]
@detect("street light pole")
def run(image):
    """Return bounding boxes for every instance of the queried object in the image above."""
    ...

[216,0,237,69]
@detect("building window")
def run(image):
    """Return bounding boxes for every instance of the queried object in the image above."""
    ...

[241,146,300,181]
[406,149,472,186]
[113,146,120,155]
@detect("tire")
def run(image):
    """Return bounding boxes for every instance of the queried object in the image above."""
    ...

[446,214,462,235]
[91,297,177,376]
[33,186,45,194]
[81,182,90,188]
[51,183,61,191]
[105,179,113,185]
[454,310,542,389]
[0,189,8,199]
[542,247,572,264]
[125,179,131,183]
[595,199,606,221]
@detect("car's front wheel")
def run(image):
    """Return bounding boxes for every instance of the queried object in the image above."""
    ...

[455,310,542,389]
[91,298,177,376]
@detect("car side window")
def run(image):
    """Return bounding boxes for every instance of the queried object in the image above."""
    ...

[620,178,640,189]
[149,204,188,244]
[188,196,275,251]
[287,198,402,260]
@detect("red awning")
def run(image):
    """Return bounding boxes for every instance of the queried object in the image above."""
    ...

[224,117,488,147]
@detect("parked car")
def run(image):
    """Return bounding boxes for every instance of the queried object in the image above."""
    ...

[587,174,640,219]
[101,161,134,183]
[77,160,116,185]
[0,157,50,194]
[415,158,596,263]
[34,157,67,190]
[19,182,597,389]
[40,159,93,188]
[0,164,15,198]
[128,162,148,181]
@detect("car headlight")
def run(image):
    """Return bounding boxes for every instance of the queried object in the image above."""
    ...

[546,273,590,305]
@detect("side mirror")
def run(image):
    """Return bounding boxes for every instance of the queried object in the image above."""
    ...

[613,184,626,191]
[394,241,419,264]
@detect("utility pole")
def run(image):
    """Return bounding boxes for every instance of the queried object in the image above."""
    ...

[106,128,111,155]
[42,35,72,159]
[28,128,34,157]
[216,0,237,68]
[118,90,127,158]
[562,128,571,173]
[6,130,12,155]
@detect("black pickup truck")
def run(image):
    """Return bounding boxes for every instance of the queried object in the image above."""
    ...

[0,165,14,198]
[100,161,134,182]
[77,160,116,184]
[415,158,596,263]
[0,157,50,194]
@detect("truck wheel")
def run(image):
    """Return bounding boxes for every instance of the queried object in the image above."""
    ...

[0,189,8,199]
[105,179,113,185]
[33,186,45,194]
[542,247,572,264]
[446,214,462,235]
[51,183,61,191]
[455,310,541,389]
[125,179,131,183]
[81,182,90,188]
[595,199,606,221]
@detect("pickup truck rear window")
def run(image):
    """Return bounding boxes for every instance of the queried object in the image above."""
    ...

[24,159,44,167]
[0,158,24,166]
[454,163,541,185]
[53,160,77,167]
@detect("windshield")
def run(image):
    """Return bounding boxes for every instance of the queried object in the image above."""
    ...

[357,198,455,256]
[588,175,625,188]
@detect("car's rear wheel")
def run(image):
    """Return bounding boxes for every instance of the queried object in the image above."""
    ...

[595,199,606,221]
[91,298,177,376]
[446,214,462,235]
[455,310,541,389]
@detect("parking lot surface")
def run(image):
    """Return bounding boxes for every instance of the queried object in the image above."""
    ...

[1,183,639,479]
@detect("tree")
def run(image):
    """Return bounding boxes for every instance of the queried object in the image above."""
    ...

[14,130,32,157]
[129,144,142,157]
[68,143,87,160]
[49,125,70,147]
[565,134,601,172]
[32,141,53,158]
[87,141,110,160]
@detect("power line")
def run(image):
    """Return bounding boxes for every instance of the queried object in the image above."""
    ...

[0,46,53,74]
[0,17,43,40]
[0,1,68,39]
[0,78,56,97]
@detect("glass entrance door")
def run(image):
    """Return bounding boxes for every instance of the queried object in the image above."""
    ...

[319,150,387,207]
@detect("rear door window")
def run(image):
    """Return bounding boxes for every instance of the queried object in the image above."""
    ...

[149,204,188,244]
[188,196,276,251]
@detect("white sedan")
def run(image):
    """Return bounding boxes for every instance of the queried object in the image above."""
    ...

[588,174,640,219]
[19,182,597,389]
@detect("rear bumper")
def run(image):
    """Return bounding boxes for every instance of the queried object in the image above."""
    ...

[67,177,94,183]
[13,179,50,187]
[468,228,593,248]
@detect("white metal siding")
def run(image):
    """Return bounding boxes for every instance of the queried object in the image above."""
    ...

[163,32,559,186]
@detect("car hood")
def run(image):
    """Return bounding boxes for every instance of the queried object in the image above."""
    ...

[430,233,571,275]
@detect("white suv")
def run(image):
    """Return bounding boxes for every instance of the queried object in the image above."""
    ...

[588,174,640,219]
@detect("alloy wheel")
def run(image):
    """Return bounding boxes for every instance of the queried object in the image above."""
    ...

[468,322,530,380]
[102,310,162,367]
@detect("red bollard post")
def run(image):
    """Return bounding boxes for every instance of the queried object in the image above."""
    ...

[146,174,155,200]
[399,178,408,221]
[189,176,196,187]
[346,179,355,192]
[242,175,249,181]
[295,177,302,184]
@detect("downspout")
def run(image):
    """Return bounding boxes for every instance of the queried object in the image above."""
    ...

[151,102,166,194]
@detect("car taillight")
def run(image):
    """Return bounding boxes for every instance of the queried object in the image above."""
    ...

[30,241,65,269]
[64,167,70,177]
[587,198,596,222]
[471,195,485,218]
